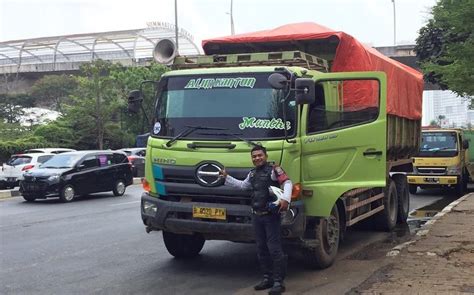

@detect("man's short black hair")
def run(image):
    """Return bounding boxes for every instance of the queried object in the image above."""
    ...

[251,145,267,155]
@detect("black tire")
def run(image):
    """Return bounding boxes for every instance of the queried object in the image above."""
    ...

[23,195,36,202]
[463,172,469,191]
[303,205,340,269]
[112,179,126,196]
[393,175,410,224]
[59,184,75,202]
[454,177,465,197]
[163,231,205,259]
[375,180,399,231]
[408,184,417,194]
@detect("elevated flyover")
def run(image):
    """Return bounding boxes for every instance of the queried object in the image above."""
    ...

[0,23,200,94]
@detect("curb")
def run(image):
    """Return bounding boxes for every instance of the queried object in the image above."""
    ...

[386,192,472,257]
[0,178,143,200]
[0,189,21,200]
[133,177,143,185]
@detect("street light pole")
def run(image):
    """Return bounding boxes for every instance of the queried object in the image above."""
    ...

[230,0,235,35]
[392,0,396,46]
[175,0,179,52]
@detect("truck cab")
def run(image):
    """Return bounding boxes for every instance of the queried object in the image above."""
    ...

[408,128,470,196]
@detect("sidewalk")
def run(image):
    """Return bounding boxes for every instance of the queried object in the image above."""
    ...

[352,193,474,294]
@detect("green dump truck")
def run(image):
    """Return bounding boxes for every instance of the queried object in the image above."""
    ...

[129,23,423,268]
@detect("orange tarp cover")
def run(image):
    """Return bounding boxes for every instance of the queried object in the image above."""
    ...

[202,22,423,120]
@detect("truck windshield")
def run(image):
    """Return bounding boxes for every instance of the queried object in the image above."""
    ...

[418,132,458,157]
[153,73,296,140]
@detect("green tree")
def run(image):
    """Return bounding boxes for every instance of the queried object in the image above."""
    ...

[111,62,168,136]
[33,121,75,147]
[0,93,35,123]
[415,0,474,107]
[31,74,78,113]
[429,120,438,127]
[0,93,36,142]
[66,60,125,150]
[437,114,446,126]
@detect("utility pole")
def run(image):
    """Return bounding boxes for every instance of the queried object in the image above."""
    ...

[391,0,396,46]
[230,0,235,35]
[175,0,179,52]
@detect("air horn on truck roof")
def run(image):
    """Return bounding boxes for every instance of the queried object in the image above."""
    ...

[153,38,177,65]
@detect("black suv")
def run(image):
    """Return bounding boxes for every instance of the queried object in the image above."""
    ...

[20,150,133,202]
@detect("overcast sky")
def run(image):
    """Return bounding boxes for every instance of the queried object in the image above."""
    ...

[1,0,437,47]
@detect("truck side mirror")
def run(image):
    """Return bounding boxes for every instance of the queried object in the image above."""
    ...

[295,78,315,105]
[128,90,143,113]
[463,139,469,149]
[268,73,288,89]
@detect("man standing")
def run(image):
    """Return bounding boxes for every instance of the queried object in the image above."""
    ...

[220,145,292,295]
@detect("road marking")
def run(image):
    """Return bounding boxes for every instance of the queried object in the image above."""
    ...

[109,201,140,206]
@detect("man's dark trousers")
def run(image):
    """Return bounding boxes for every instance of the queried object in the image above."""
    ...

[252,213,286,283]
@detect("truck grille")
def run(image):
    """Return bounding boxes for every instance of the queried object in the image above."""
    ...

[155,165,252,205]
[416,166,447,175]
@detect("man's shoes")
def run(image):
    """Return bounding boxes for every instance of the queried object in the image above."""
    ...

[254,277,274,290]
[268,281,286,294]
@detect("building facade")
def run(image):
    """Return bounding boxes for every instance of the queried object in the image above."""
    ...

[422,90,473,128]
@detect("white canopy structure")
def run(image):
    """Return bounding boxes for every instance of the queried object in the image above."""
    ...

[0,24,200,74]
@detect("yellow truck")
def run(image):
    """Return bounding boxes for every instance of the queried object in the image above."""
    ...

[408,128,471,196]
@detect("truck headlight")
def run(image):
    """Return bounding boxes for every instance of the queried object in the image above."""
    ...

[143,201,157,214]
[48,175,60,182]
[446,165,461,175]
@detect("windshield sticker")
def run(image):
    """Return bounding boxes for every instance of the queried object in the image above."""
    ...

[153,122,162,135]
[184,77,256,89]
[238,117,291,130]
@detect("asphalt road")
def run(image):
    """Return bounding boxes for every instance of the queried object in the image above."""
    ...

[0,185,454,294]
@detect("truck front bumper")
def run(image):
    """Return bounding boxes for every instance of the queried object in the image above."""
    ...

[141,192,306,242]
[407,175,458,185]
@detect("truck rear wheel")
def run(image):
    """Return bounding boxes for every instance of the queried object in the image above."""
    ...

[375,180,398,231]
[408,184,417,194]
[302,205,340,269]
[393,175,410,223]
[163,231,205,259]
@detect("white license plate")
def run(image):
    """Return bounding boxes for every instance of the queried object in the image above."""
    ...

[423,177,439,183]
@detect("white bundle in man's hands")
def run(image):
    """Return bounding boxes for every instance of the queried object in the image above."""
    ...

[268,186,284,212]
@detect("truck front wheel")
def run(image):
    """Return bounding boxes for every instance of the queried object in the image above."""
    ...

[408,184,417,194]
[163,231,205,259]
[303,205,340,269]
[454,176,465,197]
